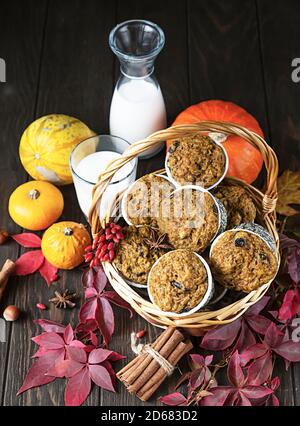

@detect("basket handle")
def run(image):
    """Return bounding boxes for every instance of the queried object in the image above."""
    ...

[89,121,278,234]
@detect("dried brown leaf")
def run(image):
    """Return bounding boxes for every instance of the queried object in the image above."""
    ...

[277,170,300,216]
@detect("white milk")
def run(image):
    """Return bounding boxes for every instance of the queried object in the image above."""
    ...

[109,78,167,158]
[74,151,135,219]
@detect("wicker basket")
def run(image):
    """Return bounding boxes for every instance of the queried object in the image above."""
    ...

[88,121,280,331]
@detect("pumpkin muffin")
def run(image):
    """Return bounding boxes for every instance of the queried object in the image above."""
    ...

[157,188,219,253]
[209,229,278,292]
[114,226,171,285]
[166,134,227,188]
[148,249,209,314]
[213,184,256,229]
[122,173,174,227]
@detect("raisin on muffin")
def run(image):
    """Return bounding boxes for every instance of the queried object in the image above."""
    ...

[148,249,208,313]
[209,230,278,292]
[167,134,226,188]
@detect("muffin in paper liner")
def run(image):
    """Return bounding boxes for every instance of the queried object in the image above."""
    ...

[121,173,175,227]
[165,134,229,191]
[157,185,227,253]
[209,223,279,293]
[147,249,214,317]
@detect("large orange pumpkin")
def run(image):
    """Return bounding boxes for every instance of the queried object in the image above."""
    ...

[168,100,264,184]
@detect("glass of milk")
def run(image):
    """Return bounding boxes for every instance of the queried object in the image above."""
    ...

[109,19,167,159]
[70,135,137,220]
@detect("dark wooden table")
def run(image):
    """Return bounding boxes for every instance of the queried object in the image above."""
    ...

[1,0,300,406]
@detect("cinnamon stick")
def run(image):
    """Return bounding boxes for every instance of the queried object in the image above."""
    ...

[126,329,185,393]
[0,259,15,302]
[117,327,175,383]
[137,339,193,401]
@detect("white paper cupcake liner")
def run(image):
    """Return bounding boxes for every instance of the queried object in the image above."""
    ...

[147,250,214,318]
[165,135,229,191]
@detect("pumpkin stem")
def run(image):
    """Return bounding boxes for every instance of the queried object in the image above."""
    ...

[64,227,73,236]
[29,189,40,200]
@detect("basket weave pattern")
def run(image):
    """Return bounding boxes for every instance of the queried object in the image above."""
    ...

[88,121,280,330]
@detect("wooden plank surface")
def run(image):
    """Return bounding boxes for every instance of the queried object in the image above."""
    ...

[0,0,299,407]
[0,0,48,405]
[256,0,300,405]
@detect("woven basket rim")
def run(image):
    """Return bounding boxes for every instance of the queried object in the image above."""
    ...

[88,121,280,329]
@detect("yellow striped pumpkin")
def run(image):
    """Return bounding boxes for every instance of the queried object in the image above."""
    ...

[19,114,96,185]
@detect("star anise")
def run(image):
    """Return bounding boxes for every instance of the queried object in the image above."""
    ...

[143,227,172,251]
[49,289,77,309]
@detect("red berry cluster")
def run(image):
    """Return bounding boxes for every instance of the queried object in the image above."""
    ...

[84,222,124,267]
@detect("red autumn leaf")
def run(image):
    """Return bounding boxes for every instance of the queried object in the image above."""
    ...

[159,392,188,406]
[15,250,45,275]
[237,392,252,406]
[17,350,64,395]
[88,348,125,364]
[273,340,300,362]
[47,359,84,378]
[227,351,245,388]
[12,233,41,248]
[232,322,256,353]
[102,291,134,317]
[79,298,98,323]
[64,324,74,345]
[246,296,270,316]
[85,287,98,299]
[247,351,273,385]
[264,323,284,348]
[189,368,206,390]
[278,289,300,320]
[66,347,87,363]
[88,364,115,392]
[288,248,300,284]
[200,387,232,406]
[39,259,58,287]
[240,385,273,400]
[65,367,91,406]
[81,268,95,288]
[200,319,242,350]
[32,332,65,350]
[34,319,66,334]
[93,268,108,293]
[96,298,115,346]
[280,233,300,251]
[240,343,268,366]
[80,267,133,345]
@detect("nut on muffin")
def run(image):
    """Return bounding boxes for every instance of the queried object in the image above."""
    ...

[157,188,219,253]
[114,226,170,285]
[123,173,174,227]
[166,134,226,188]
[213,184,256,229]
[209,230,278,292]
[148,249,209,313]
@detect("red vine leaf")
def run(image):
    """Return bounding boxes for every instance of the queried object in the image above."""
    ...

[17,350,64,395]
[39,259,58,287]
[159,392,188,406]
[65,367,91,406]
[34,319,66,334]
[227,351,245,388]
[12,233,41,248]
[278,289,300,320]
[15,250,44,276]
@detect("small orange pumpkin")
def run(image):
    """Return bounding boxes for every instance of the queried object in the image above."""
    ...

[8,181,64,231]
[168,100,265,184]
[41,221,91,270]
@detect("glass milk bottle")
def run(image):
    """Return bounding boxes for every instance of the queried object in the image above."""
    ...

[109,20,167,159]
